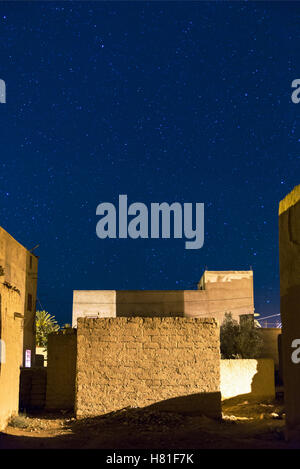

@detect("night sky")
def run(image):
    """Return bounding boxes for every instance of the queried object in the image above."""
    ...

[0,2,299,325]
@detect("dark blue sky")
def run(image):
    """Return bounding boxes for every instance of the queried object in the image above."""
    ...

[0,2,299,325]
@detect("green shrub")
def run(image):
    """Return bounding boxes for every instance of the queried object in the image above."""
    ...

[220,312,263,359]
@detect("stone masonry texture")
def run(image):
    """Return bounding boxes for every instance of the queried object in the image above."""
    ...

[75,317,221,419]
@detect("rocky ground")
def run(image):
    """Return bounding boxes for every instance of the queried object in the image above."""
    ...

[0,395,299,449]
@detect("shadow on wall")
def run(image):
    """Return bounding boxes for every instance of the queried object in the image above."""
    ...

[75,389,222,421]
[145,391,222,418]
[220,359,275,401]
[251,360,273,397]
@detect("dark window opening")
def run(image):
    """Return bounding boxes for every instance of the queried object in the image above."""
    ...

[27,293,32,311]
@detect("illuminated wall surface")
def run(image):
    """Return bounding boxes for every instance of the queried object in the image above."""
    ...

[0,227,38,430]
[279,185,300,434]
[220,359,275,400]
[45,326,276,415]
[75,317,222,419]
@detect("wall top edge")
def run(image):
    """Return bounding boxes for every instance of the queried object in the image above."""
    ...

[279,184,300,216]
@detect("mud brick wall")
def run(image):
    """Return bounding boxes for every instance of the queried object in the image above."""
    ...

[279,184,300,435]
[19,367,47,411]
[46,330,77,411]
[75,317,221,419]
[259,328,281,367]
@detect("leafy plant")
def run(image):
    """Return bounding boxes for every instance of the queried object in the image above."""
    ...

[36,310,60,347]
[62,323,72,329]
[220,313,240,358]
[60,323,74,334]
[220,312,263,359]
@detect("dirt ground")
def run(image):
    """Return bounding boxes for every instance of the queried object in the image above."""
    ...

[1,395,299,449]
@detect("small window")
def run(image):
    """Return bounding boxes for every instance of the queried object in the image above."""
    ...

[30,256,33,269]
[27,293,32,311]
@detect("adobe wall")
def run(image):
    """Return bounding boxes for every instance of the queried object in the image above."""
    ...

[279,185,300,435]
[116,290,185,317]
[23,251,38,364]
[46,330,77,411]
[0,286,23,430]
[72,290,116,326]
[75,317,221,419]
[72,271,254,327]
[259,328,281,367]
[220,359,275,400]
[36,346,47,367]
[198,271,254,323]
[0,227,38,367]
[0,226,33,430]
[19,367,47,411]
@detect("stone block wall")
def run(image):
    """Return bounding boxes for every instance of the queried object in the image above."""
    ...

[75,317,221,419]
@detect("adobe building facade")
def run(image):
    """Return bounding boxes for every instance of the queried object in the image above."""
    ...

[279,185,300,437]
[72,270,254,326]
[45,318,275,417]
[0,227,38,430]
[45,317,222,419]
